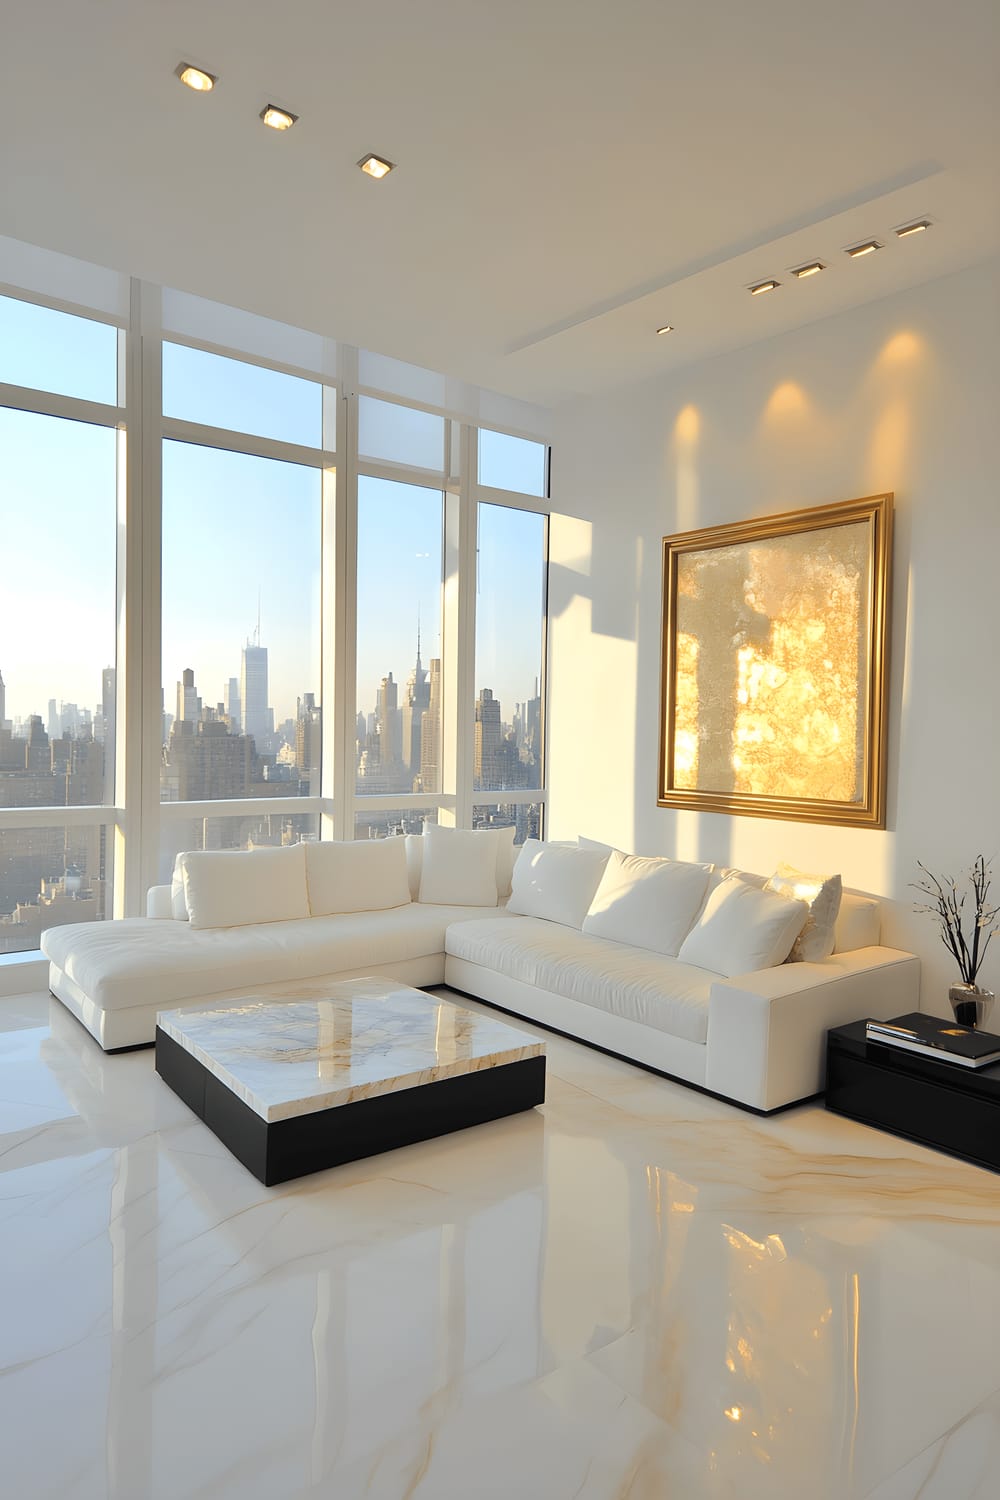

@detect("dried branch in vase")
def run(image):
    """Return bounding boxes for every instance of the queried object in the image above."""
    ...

[911,855,999,986]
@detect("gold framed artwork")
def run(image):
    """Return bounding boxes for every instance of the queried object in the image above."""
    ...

[658,494,893,828]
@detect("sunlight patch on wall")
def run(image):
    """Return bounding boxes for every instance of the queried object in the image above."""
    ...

[672,403,701,532]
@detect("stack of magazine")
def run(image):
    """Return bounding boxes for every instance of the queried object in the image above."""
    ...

[866,1013,1000,1069]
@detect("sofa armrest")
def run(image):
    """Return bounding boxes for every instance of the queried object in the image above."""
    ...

[704,946,920,1111]
[146,884,174,919]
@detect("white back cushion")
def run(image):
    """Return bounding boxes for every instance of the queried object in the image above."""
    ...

[418,825,500,907]
[507,840,610,928]
[677,875,807,977]
[582,851,710,957]
[764,862,842,962]
[182,844,310,930]
[170,854,189,920]
[306,838,411,916]
[834,892,881,952]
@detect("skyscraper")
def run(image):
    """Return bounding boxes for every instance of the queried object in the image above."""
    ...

[0,668,6,730]
[474,688,502,790]
[376,672,402,768]
[176,668,201,726]
[418,659,442,793]
[241,643,270,745]
[224,677,241,734]
[401,628,430,780]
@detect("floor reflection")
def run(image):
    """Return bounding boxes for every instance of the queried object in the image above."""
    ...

[2,987,999,1499]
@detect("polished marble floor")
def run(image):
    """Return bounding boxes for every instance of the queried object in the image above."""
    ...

[2,986,999,1500]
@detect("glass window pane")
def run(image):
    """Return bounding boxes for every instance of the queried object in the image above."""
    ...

[474,504,545,793]
[356,477,443,795]
[358,396,444,472]
[478,430,547,497]
[472,802,543,845]
[162,342,324,448]
[161,442,322,801]
[0,409,117,807]
[0,824,112,954]
[354,807,438,840]
[159,814,319,885]
[0,295,119,406]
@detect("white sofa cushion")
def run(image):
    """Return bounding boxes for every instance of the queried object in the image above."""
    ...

[446,915,714,1043]
[677,876,807,977]
[418,826,495,906]
[507,841,610,929]
[41,901,509,1014]
[182,844,310,930]
[407,822,515,900]
[834,892,881,952]
[306,837,411,916]
[764,861,842,962]
[582,851,710,957]
[170,855,189,920]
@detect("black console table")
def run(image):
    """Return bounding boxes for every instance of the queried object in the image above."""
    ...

[826,1015,1000,1174]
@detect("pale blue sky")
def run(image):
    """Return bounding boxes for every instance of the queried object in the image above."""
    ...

[1,294,545,731]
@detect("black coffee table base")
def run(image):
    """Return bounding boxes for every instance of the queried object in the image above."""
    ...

[156,1027,546,1186]
[826,1018,1000,1174]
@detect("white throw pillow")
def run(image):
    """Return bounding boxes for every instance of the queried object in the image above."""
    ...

[582,851,710,957]
[306,838,411,916]
[418,825,500,907]
[182,844,310,930]
[764,861,843,962]
[507,840,611,928]
[677,875,808,977]
[578,835,618,857]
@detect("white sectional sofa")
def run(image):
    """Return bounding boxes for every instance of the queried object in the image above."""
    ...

[41,830,920,1112]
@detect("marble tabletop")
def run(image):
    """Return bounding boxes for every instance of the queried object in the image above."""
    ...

[157,978,544,1123]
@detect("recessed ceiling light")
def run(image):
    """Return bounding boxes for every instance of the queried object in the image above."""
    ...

[749,279,780,295]
[656,324,675,335]
[176,62,217,93]
[358,153,395,179]
[260,104,298,131]
[792,261,825,279]
[845,240,882,258]
[895,219,932,238]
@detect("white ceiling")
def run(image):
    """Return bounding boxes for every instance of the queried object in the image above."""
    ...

[2,0,998,407]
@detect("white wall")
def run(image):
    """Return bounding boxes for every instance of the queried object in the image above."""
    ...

[547,257,1000,1011]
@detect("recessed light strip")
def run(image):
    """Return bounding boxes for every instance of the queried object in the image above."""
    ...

[655,324,674,335]
[895,218,932,238]
[845,240,882,258]
[792,261,825,279]
[749,279,781,295]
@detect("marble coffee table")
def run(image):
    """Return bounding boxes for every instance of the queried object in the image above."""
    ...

[154,977,546,1185]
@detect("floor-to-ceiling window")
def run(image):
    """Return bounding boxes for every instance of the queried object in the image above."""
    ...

[0,264,550,957]
[0,295,122,954]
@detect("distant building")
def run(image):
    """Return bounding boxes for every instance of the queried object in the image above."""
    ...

[176,667,201,726]
[418,658,442,793]
[241,643,271,745]
[474,688,503,790]
[401,632,430,780]
[224,676,241,735]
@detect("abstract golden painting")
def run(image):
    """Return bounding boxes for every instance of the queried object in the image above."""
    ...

[659,495,892,827]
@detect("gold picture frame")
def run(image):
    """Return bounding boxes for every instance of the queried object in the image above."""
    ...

[658,494,893,828]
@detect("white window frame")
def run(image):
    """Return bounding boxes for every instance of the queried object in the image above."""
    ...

[0,277,550,972]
